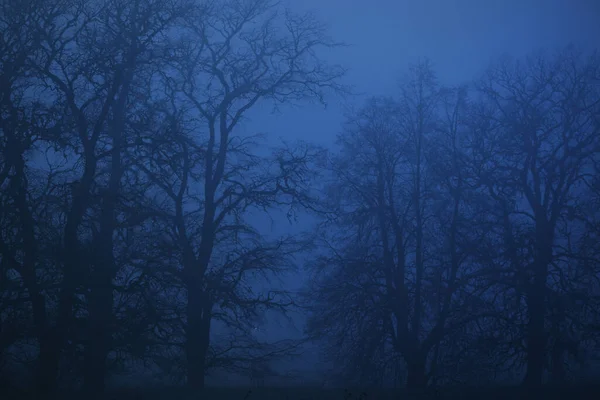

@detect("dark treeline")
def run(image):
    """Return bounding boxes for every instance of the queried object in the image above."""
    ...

[306,54,600,389]
[1,0,599,398]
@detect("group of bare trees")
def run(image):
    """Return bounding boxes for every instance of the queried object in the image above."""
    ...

[0,0,344,395]
[2,0,599,395]
[305,50,600,389]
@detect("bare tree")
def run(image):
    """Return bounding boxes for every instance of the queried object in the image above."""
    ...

[0,0,70,392]
[1,0,343,392]
[4,0,599,393]
[0,0,191,393]
[305,49,600,389]
[472,46,600,386]
[129,0,346,390]
[305,61,496,389]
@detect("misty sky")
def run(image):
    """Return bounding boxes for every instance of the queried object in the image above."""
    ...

[225,0,600,382]
[244,0,600,146]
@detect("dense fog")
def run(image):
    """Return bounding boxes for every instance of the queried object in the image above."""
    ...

[1,0,600,398]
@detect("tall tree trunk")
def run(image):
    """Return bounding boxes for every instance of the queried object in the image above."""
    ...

[550,342,566,384]
[406,351,427,390]
[186,285,211,391]
[185,122,219,390]
[82,191,118,394]
[9,145,59,394]
[83,262,114,395]
[36,331,60,394]
[523,219,552,387]
[524,288,545,387]
[47,151,98,391]
[82,65,130,394]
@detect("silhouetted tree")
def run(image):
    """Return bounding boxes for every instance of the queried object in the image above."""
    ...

[472,46,600,387]
[3,0,600,393]
[131,0,345,390]
[306,47,600,389]
[2,0,345,394]
[306,61,496,389]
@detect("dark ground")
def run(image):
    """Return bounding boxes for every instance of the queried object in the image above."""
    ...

[3,384,600,400]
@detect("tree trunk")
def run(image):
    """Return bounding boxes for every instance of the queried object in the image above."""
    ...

[186,286,211,391]
[406,353,427,390]
[82,64,130,395]
[25,275,58,394]
[523,257,548,387]
[82,183,119,394]
[9,143,61,394]
[81,186,119,395]
[45,155,97,391]
[523,291,545,387]
[36,330,60,394]
[550,343,566,384]
[43,254,78,391]
[83,272,113,395]
[549,303,567,384]
[523,236,550,387]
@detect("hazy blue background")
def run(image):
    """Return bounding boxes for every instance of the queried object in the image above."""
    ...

[209,0,600,385]
[245,0,600,144]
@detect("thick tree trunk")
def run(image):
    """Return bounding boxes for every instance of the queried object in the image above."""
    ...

[35,330,60,394]
[82,65,130,395]
[524,290,545,387]
[550,344,566,384]
[83,274,113,395]
[186,286,211,391]
[82,184,120,394]
[37,295,71,394]
[42,151,97,392]
[406,361,427,390]
[42,253,79,391]
[406,350,427,390]
[549,305,567,384]
[11,151,61,394]
[24,272,58,394]
[523,221,552,388]
[81,240,116,391]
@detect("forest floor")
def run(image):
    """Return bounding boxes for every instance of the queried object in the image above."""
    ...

[4,384,600,399]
